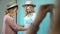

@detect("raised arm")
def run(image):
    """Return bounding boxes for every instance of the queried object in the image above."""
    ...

[27,4,54,34]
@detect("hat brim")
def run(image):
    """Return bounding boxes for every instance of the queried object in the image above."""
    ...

[23,4,36,7]
[7,4,18,9]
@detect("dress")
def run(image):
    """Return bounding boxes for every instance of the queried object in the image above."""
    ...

[2,15,21,34]
[23,13,36,34]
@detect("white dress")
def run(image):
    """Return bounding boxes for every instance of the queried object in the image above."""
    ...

[23,13,36,34]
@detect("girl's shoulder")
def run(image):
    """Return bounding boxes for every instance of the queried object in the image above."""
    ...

[4,15,13,20]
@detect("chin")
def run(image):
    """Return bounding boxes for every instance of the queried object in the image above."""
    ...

[12,14,14,16]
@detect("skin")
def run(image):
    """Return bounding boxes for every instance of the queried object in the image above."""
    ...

[26,4,54,34]
[50,0,60,34]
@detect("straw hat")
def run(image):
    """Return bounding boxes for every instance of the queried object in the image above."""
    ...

[23,0,36,7]
[7,1,18,9]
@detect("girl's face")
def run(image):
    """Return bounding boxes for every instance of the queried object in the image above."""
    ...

[10,7,18,16]
[24,6,34,14]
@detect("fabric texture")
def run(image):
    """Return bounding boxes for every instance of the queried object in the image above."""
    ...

[2,15,20,34]
[22,13,36,34]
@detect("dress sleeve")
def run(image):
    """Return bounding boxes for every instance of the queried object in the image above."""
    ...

[7,17,21,31]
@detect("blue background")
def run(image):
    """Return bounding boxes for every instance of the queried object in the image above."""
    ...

[17,0,54,34]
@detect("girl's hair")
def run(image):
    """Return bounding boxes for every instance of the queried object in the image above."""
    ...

[5,6,18,15]
[5,9,11,15]
[5,10,9,15]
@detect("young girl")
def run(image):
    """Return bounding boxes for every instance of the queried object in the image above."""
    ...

[22,1,36,34]
[2,2,27,34]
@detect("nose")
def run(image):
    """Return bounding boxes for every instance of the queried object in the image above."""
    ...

[27,7,30,9]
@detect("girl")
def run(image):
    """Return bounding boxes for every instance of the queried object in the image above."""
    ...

[2,2,27,34]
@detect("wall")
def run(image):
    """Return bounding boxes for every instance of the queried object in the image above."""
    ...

[17,0,54,34]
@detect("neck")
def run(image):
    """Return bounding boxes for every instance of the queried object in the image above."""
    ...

[6,13,13,17]
[26,12,34,17]
[27,11,34,15]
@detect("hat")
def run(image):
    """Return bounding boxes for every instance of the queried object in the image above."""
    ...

[23,0,36,7]
[7,1,18,9]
